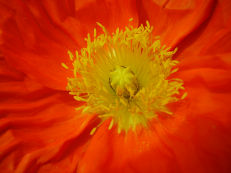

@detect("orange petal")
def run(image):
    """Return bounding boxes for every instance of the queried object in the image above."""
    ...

[137,0,215,47]
[176,0,231,57]
[0,57,97,172]
[77,51,231,172]
[176,55,231,93]
[0,0,138,90]
[77,83,231,173]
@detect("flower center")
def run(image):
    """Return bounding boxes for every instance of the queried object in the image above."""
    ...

[64,20,186,134]
[109,66,139,99]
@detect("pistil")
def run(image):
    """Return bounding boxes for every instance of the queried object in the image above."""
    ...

[109,66,139,99]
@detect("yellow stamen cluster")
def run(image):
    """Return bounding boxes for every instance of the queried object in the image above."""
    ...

[65,21,186,134]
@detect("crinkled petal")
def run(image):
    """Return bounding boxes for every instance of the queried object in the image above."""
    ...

[77,85,231,173]
[176,0,231,57]
[137,0,215,47]
[0,0,138,90]
[77,51,231,173]
[0,56,98,172]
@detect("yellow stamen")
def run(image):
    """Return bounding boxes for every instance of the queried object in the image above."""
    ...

[90,127,97,135]
[66,21,186,133]
[61,63,69,69]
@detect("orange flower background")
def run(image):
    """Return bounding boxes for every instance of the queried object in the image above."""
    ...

[0,0,231,172]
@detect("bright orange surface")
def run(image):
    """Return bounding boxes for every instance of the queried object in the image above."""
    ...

[0,0,231,173]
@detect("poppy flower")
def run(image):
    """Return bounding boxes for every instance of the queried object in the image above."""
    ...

[0,0,231,173]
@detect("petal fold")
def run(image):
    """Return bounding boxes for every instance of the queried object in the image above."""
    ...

[0,0,138,90]
[137,0,215,47]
